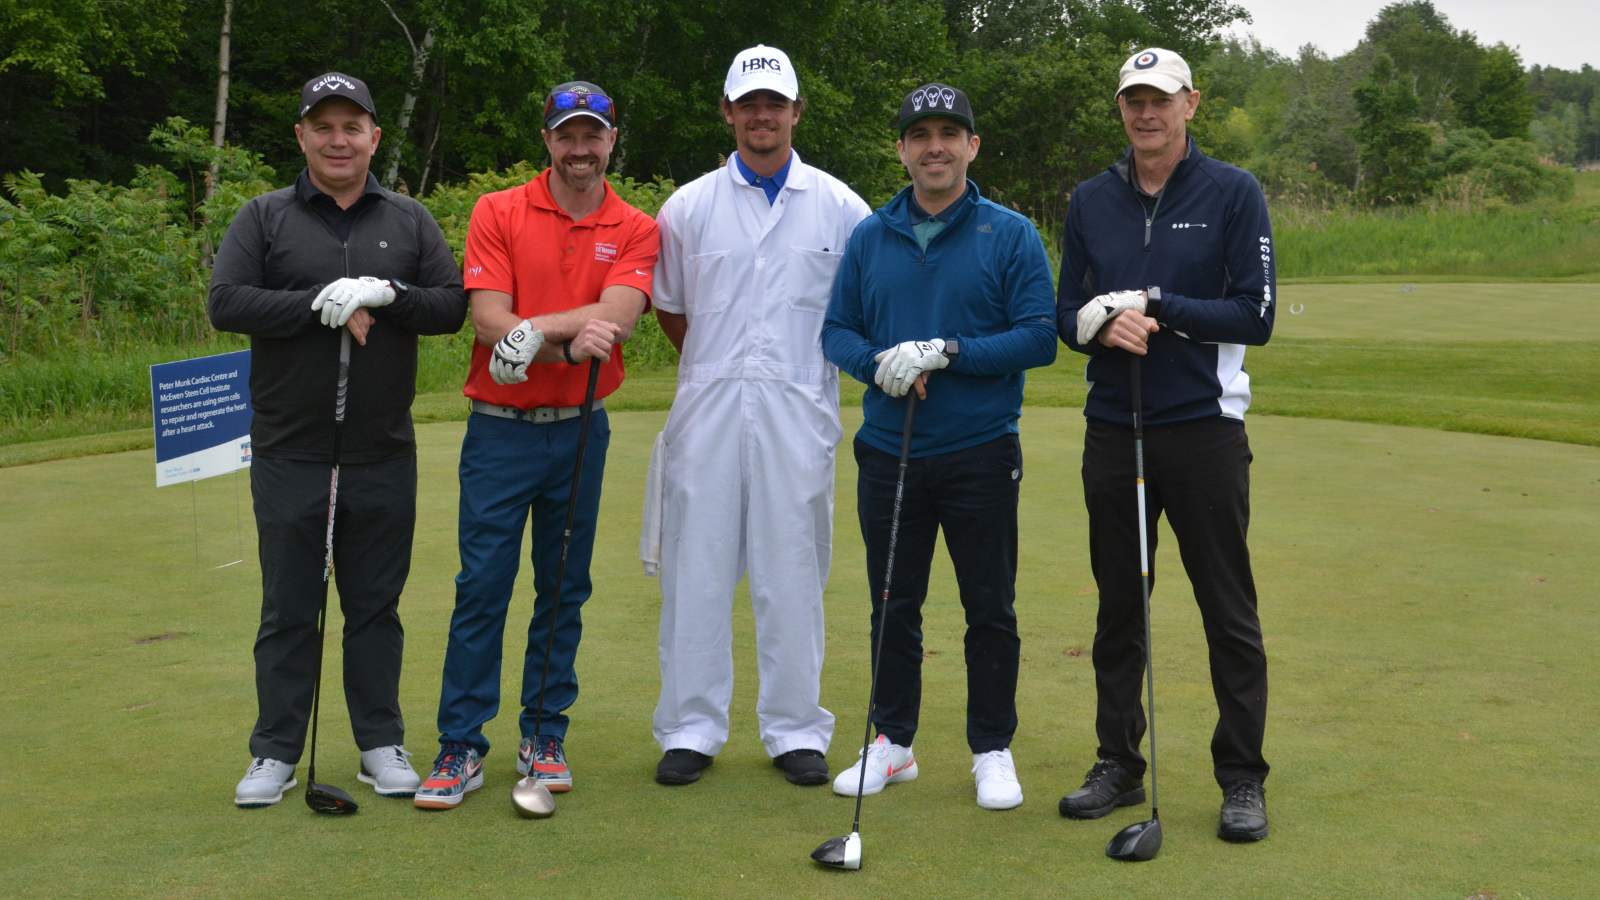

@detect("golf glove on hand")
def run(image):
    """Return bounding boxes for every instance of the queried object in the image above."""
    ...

[488,319,544,385]
[1075,290,1146,345]
[874,339,947,398]
[312,276,396,328]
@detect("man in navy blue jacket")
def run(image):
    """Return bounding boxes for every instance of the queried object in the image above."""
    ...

[823,84,1056,812]
[1055,48,1274,842]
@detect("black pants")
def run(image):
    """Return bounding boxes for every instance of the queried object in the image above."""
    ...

[249,454,415,763]
[1083,416,1268,787]
[855,434,1022,754]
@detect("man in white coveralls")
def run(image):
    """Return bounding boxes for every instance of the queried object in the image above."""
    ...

[645,44,871,787]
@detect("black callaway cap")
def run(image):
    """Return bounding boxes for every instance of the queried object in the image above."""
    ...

[545,81,616,129]
[897,83,974,133]
[299,72,378,120]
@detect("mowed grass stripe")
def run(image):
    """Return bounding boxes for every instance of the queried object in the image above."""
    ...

[1,410,1596,898]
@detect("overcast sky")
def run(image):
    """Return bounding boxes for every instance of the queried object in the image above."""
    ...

[1226,0,1596,71]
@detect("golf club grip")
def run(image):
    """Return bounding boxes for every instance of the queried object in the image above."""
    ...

[528,358,603,744]
[1129,353,1141,438]
[335,329,351,425]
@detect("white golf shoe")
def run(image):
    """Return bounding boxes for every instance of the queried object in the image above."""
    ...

[832,735,918,797]
[357,745,421,797]
[235,757,297,807]
[973,748,1024,810]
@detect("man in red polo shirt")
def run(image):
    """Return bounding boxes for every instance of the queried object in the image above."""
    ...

[415,81,658,810]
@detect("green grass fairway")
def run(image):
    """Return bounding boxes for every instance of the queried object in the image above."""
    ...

[2,408,1595,899]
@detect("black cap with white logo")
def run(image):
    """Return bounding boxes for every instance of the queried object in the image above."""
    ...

[298,72,378,120]
[897,83,974,134]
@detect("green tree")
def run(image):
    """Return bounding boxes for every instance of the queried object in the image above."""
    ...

[1362,0,1484,124]
[1352,52,1434,203]
[1464,44,1534,138]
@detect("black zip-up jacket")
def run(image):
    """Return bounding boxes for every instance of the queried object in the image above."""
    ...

[1057,139,1275,427]
[209,170,466,463]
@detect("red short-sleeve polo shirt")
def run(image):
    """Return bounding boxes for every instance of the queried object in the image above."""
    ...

[461,169,658,408]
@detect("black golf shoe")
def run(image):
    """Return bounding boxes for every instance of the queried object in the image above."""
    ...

[1218,779,1269,842]
[655,749,714,785]
[1059,758,1146,819]
[774,749,830,786]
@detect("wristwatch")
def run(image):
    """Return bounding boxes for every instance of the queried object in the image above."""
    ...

[1145,286,1162,321]
[942,338,960,365]
[390,278,411,297]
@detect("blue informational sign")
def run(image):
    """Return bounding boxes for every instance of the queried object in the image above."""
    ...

[150,350,252,487]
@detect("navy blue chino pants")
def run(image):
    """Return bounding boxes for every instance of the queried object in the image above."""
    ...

[855,434,1023,754]
[435,409,609,756]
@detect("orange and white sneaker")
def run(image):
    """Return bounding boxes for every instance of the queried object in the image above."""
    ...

[413,743,483,809]
[517,736,572,792]
[832,735,918,797]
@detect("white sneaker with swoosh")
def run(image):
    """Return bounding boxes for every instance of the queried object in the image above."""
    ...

[832,735,917,797]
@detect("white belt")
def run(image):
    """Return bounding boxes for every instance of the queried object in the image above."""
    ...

[471,398,603,423]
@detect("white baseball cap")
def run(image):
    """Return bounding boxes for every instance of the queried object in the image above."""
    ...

[1117,47,1193,97]
[724,45,799,101]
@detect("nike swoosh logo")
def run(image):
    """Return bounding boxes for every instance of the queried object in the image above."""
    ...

[636,269,648,276]
[886,761,912,776]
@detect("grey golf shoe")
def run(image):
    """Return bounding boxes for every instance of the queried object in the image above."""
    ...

[235,758,297,807]
[357,745,421,797]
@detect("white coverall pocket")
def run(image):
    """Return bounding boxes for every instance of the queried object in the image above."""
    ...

[640,431,667,576]
[687,250,733,315]
[786,247,844,313]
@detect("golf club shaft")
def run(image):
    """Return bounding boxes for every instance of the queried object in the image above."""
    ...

[852,392,918,833]
[309,329,353,787]
[1131,355,1157,819]
[528,358,603,746]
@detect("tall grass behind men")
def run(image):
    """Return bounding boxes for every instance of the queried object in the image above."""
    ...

[1055,48,1275,842]
[210,73,467,807]
[822,84,1057,810]
[646,45,870,788]
[415,82,657,810]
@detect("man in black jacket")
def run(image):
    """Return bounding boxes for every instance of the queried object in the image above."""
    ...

[210,72,467,808]
[1055,48,1274,842]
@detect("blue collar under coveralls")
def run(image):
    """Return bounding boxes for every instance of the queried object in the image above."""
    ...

[734,151,793,205]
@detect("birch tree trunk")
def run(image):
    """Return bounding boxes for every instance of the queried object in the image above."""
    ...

[380,1,434,190]
[206,0,233,200]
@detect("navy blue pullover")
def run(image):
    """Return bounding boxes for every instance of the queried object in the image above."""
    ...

[1058,140,1275,426]
[824,181,1058,457]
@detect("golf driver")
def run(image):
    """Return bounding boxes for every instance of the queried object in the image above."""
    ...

[812,392,918,871]
[306,329,359,816]
[511,358,603,819]
[1106,354,1160,861]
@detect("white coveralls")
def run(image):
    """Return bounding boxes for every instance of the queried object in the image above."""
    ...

[648,152,870,758]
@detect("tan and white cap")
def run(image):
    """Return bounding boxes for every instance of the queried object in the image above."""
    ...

[1117,48,1193,96]
[724,45,799,101]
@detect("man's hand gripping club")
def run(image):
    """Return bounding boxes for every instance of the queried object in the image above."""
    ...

[874,339,948,399]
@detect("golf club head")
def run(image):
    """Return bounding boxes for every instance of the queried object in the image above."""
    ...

[511,776,556,818]
[1106,818,1162,861]
[811,831,862,870]
[305,781,359,815]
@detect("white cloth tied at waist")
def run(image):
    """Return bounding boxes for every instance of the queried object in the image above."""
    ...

[679,360,835,385]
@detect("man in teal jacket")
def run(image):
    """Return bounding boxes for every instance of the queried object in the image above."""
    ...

[821,83,1056,812]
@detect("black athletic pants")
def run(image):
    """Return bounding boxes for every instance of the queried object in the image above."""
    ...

[1082,416,1269,787]
[249,454,415,763]
[855,434,1022,754]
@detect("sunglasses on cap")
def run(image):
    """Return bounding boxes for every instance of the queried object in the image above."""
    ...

[546,91,613,117]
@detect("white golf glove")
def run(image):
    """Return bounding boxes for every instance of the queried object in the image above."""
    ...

[873,338,948,398]
[1075,290,1147,345]
[312,276,396,328]
[488,319,545,385]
